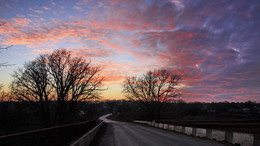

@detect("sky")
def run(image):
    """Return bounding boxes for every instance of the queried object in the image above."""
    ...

[0,0,260,102]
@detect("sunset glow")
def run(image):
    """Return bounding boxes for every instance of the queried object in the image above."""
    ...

[0,0,260,102]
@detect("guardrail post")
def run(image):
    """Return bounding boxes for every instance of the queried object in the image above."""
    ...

[232,132,254,146]
[168,125,174,131]
[158,123,163,128]
[174,126,183,132]
[163,124,168,129]
[184,127,193,135]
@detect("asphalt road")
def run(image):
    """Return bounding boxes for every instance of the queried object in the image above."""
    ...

[98,114,230,146]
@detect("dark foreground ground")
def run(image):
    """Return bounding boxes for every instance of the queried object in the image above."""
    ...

[92,114,231,146]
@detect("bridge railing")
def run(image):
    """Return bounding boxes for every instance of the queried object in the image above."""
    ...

[134,120,260,146]
[0,120,96,146]
[70,121,104,146]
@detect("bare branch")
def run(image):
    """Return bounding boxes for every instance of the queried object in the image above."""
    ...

[0,45,13,50]
[0,62,15,67]
[0,21,14,67]
[0,45,14,67]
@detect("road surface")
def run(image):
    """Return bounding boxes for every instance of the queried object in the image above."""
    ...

[98,114,229,146]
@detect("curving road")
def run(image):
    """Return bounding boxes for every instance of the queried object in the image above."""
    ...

[98,114,229,146]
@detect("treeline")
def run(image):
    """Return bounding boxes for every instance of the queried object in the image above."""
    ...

[1,100,259,136]
[103,100,260,121]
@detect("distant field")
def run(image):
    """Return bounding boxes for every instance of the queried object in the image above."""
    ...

[155,120,260,134]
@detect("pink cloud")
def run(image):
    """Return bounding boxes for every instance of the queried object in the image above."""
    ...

[30,8,44,14]
[72,6,83,11]
[107,0,120,4]
[1,20,96,45]
[42,6,51,10]
[72,48,115,58]
[32,49,53,53]
[12,18,31,26]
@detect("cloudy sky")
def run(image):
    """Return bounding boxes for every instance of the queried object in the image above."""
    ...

[0,0,260,102]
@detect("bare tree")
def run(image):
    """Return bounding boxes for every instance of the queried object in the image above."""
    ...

[11,49,103,126]
[47,49,103,124]
[11,55,53,126]
[123,69,180,119]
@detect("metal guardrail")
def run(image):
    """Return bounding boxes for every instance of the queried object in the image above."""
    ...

[70,121,104,146]
[0,120,96,146]
[69,113,113,146]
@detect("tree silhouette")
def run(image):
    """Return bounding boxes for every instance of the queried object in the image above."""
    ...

[123,69,180,119]
[11,49,104,126]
